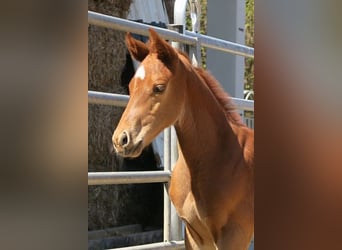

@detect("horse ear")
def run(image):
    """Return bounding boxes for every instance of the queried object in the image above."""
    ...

[125,32,149,62]
[148,29,178,70]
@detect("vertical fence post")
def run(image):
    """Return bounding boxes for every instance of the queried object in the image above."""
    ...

[168,24,184,51]
[189,0,202,67]
[170,127,183,241]
[163,127,171,242]
[168,24,185,242]
[189,37,202,67]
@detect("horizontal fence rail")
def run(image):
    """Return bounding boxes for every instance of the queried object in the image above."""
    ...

[88,11,254,58]
[88,91,254,111]
[88,11,196,46]
[88,90,129,107]
[185,31,254,58]
[111,240,185,250]
[231,98,254,111]
[88,171,171,185]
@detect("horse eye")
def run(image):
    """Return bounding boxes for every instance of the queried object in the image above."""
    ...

[153,84,166,94]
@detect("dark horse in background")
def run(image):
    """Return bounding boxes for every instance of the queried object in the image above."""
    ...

[113,29,254,250]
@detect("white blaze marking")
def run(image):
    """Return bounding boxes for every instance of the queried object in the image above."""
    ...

[135,65,145,80]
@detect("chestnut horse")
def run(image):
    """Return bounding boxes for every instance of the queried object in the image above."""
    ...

[112,29,254,250]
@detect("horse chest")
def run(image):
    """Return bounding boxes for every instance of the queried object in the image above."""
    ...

[170,165,217,243]
[170,163,198,218]
[174,189,219,249]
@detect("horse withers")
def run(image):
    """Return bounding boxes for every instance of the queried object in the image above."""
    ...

[112,29,254,250]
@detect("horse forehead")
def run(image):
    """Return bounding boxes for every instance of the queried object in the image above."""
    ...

[130,64,153,91]
[135,65,146,80]
[134,60,157,78]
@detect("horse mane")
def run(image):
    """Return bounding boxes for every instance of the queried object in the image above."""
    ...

[177,50,244,126]
[195,68,245,126]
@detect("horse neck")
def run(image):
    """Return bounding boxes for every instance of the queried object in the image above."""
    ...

[174,66,238,173]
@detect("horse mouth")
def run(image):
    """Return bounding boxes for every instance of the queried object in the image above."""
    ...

[116,140,144,158]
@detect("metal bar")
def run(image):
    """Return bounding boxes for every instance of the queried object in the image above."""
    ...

[170,127,183,241]
[163,128,172,242]
[170,127,178,176]
[88,11,254,58]
[169,23,184,242]
[88,91,254,111]
[88,11,196,46]
[169,24,185,51]
[88,171,171,185]
[185,31,254,58]
[88,90,129,107]
[231,97,254,111]
[110,240,185,250]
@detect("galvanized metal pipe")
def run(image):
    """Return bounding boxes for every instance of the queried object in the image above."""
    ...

[88,11,254,58]
[163,128,172,242]
[231,97,254,111]
[168,18,185,242]
[185,31,254,58]
[88,90,129,107]
[88,171,171,185]
[170,127,183,241]
[88,11,196,46]
[88,91,254,111]
[111,240,185,250]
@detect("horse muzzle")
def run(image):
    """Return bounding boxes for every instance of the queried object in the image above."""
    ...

[112,130,144,158]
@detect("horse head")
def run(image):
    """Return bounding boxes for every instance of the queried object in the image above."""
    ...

[112,29,185,158]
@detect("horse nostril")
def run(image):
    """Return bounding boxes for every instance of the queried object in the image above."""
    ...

[119,130,130,148]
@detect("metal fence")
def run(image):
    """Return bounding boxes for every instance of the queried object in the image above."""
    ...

[88,10,254,250]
